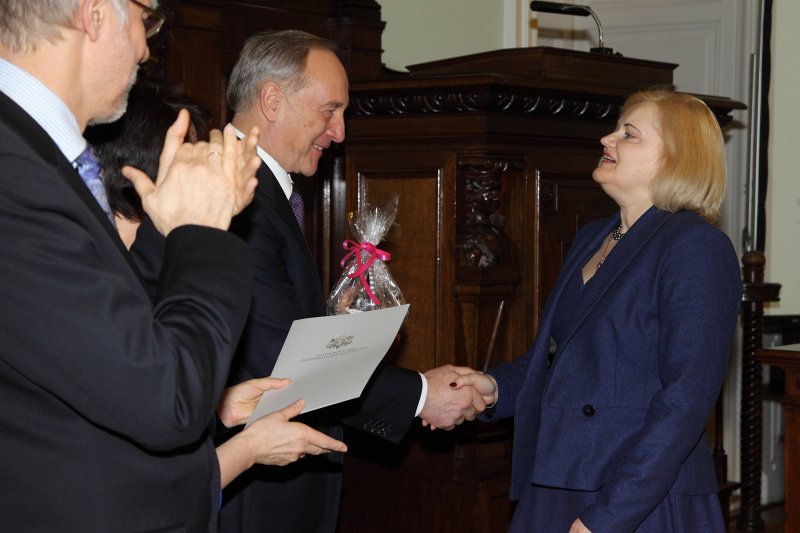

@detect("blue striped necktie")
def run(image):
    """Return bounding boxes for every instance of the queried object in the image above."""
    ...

[74,146,115,226]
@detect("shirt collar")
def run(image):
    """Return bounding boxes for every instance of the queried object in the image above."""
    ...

[231,125,293,200]
[0,58,87,163]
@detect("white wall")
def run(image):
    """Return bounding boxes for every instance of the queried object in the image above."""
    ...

[380,0,505,71]
[766,0,800,314]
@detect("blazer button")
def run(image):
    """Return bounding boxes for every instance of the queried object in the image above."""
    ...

[582,404,596,417]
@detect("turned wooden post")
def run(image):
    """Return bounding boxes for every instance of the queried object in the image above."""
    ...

[737,251,781,531]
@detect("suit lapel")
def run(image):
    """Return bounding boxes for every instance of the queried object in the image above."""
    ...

[0,90,146,289]
[555,207,674,357]
[256,164,323,314]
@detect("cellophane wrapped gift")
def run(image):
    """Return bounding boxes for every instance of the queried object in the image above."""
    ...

[327,195,406,314]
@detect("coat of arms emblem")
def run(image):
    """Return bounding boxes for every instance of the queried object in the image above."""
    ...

[326,335,354,349]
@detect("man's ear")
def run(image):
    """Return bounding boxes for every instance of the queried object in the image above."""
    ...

[79,0,105,42]
[259,82,282,122]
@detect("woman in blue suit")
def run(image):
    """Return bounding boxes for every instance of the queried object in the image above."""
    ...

[453,90,742,532]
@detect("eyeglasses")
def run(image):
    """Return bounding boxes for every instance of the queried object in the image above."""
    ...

[128,0,166,39]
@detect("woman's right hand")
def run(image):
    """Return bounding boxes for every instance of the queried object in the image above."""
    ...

[449,369,498,408]
[241,399,347,467]
[217,399,347,488]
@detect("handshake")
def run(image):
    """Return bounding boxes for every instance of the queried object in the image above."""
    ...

[213,364,500,481]
[418,365,499,431]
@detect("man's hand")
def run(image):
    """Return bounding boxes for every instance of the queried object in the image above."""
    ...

[419,365,487,430]
[217,376,290,428]
[123,112,260,235]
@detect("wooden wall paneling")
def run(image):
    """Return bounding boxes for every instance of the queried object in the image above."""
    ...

[161,0,386,123]
[344,150,457,371]
[326,0,385,80]
[339,144,518,533]
[162,4,225,125]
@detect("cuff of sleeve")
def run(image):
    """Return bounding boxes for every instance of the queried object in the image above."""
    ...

[414,373,428,417]
[485,374,499,409]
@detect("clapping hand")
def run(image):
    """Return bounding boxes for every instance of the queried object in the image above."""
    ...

[123,111,260,235]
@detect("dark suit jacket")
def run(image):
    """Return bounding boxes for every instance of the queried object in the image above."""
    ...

[0,90,254,532]
[219,163,421,533]
[487,207,741,532]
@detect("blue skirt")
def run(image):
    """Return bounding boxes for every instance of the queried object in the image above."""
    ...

[508,483,726,533]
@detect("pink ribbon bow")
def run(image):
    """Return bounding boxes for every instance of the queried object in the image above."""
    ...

[340,239,392,306]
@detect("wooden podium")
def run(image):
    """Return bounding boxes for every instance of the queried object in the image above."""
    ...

[335,48,744,532]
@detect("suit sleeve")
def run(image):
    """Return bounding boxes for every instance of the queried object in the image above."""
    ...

[579,225,741,532]
[0,154,254,450]
[129,215,165,293]
[335,364,422,443]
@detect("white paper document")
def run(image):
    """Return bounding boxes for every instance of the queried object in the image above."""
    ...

[246,304,410,427]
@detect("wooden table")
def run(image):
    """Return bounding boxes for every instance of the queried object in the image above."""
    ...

[758,343,800,533]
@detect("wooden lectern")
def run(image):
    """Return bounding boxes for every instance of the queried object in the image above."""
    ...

[336,47,744,532]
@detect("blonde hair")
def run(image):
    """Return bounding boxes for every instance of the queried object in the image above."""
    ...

[622,91,726,222]
[0,0,128,53]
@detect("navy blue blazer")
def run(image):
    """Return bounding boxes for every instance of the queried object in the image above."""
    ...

[488,207,741,531]
[219,163,422,533]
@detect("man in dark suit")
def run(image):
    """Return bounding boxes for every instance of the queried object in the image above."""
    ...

[219,30,485,533]
[0,1,265,531]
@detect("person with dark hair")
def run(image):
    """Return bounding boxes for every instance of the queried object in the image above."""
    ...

[86,83,348,487]
[89,85,210,222]
[87,83,212,245]
[449,90,742,532]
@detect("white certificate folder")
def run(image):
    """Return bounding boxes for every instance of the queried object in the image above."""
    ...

[246,304,410,427]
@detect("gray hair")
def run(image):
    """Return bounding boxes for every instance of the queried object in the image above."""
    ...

[227,30,338,113]
[0,0,128,53]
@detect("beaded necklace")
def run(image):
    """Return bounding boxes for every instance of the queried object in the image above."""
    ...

[596,224,625,271]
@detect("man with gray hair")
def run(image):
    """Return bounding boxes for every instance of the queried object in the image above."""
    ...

[0,1,264,530]
[219,29,487,533]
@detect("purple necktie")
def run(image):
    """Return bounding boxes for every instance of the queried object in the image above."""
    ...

[74,146,115,226]
[289,189,304,232]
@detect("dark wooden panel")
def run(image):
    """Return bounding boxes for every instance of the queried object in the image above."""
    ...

[344,151,456,370]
